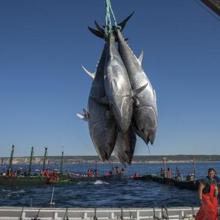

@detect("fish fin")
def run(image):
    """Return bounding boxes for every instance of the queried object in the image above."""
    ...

[89,12,134,40]
[138,50,144,65]
[76,112,89,121]
[88,26,105,39]
[131,83,148,97]
[82,65,95,79]
[94,21,105,34]
[118,11,135,30]
[91,96,109,105]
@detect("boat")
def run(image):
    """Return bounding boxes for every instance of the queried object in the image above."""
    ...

[0,175,48,186]
[133,174,199,191]
[0,173,127,186]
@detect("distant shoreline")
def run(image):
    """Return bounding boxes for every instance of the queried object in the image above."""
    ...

[1,155,220,165]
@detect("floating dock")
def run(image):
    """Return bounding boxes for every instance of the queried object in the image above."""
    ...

[0,206,202,220]
[133,175,199,191]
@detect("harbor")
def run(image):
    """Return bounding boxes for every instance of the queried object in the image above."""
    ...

[1,159,219,208]
[0,0,220,219]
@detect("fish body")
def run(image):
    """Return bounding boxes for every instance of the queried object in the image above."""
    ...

[87,44,117,161]
[114,127,136,165]
[104,33,133,133]
[83,62,136,165]
[115,29,158,145]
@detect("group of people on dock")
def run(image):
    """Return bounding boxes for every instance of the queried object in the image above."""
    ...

[160,167,195,181]
[105,166,125,176]
[160,167,174,179]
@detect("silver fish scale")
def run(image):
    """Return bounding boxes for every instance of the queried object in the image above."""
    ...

[117,30,157,115]
[104,33,133,133]
[87,44,117,160]
[116,29,158,145]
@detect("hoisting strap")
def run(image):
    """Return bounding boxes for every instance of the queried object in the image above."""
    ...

[105,0,118,34]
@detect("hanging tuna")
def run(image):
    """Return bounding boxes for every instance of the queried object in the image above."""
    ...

[77,0,158,164]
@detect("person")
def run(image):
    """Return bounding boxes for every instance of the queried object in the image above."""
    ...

[195,168,218,220]
[120,168,125,175]
[105,170,112,176]
[167,168,172,179]
[160,168,165,177]
[175,167,181,181]
[132,172,140,178]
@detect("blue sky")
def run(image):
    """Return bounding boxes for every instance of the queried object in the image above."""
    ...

[0,0,220,157]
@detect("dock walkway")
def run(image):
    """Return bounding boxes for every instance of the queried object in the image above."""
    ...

[0,206,202,220]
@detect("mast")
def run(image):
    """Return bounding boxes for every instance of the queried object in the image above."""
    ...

[42,147,48,171]
[28,146,34,176]
[60,151,64,175]
[8,145,15,172]
[162,157,167,178]
[1,158,4,166]
[192,157,196,178]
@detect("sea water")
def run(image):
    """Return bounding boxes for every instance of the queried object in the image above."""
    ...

[0,162,220,207]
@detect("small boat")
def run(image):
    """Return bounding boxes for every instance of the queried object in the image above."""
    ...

[0,174,127,186]
[133,174,199,191]
[0,175,48,186]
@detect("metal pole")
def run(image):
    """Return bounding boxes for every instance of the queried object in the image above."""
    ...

[60,151,64,175]
[163,157,167,178]
[192,157,196,179]
[28,146,34,176]
[8,145,15,172]
[1,158,4,166]
[42,147,48,171]
[95,160,98,177]
[49,187,55,207]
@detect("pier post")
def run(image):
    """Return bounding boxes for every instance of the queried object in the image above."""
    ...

[28,146,34,176]
[162,157,167,178]
[8,145,15,173]
[42,147,48,171]
[137,210,140,220]
[60,151,64,175]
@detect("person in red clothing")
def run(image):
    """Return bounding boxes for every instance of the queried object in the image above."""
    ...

[196,168,218,220]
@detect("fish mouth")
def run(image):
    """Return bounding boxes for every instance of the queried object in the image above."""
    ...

[139,129,156,145]
[134,105,157,145]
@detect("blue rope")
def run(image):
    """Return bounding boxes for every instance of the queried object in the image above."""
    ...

[105,0,118,34]
[105,0,112,34]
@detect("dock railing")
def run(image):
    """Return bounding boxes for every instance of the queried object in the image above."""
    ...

[0,206,203,220]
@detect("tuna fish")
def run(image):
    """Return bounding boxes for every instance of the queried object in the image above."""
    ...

[104,32,133,133]
[77,44,117,161]
[82,69,136,165]
[115,28,158,145]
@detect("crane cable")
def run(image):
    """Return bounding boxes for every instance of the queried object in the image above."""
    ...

[105,0,118,34]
